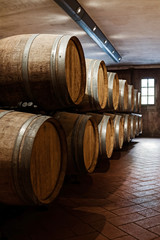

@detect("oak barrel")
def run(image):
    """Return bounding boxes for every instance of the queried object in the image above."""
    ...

[133,89,138,113]
[104,114,124,149]
[0,110,67,205]
[79,59,108,111]
[135,115,140,136]
[114,115,124,149]
[127,85,134,112]
[130,115,136,139]
[0,34,86,110]
[118,79,128,111]
[54,112,99,174]
[88,113,115,159]
[123,114,131,142]
[107,72,119,110]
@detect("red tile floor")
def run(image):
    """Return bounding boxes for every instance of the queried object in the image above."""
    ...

[1,138,160,240]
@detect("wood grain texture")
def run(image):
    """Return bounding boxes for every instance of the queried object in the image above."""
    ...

[113,115,124,149]
[107,72,119,110]
[128,85,134,112]
[133,89,138,113]
[118,79,128,111]
[83,120,97,171]
[79,59,108,111]
[0,110,67,205]
[89,113,114,159]
[0,34,86,110]
[130,115,136,139]
[54,112,99,174]
[30,121,61,202]
[123,114,131,142]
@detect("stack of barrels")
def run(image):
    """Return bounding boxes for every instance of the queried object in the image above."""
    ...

[0,33,142,206]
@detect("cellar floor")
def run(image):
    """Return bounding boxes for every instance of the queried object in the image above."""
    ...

[1,138,160,240]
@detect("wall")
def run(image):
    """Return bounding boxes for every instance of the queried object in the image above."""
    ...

[109,68,160,137]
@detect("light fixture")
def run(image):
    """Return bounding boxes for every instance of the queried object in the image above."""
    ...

[54,0,122,63]
[76,7,81,14]
[93,26,96,32]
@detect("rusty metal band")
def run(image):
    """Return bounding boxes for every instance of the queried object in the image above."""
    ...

[11,115,40,204]
[50,35,65,107]
[22,34,39,101]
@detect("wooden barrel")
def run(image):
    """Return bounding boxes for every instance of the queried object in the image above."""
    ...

[54,112,99,174]
[107,72,119,110]
[123,114,131,142]
[130,115,136,139]
[105,114,124,149]
[0,34,86,110]
[138,115,143,134]
[138,92,141,113]
[118,79,128,111]
[0,110,67,205]
[128,85,134,112]
[79,59,108,111]
[135,115,140,136]
[88,113,115,159]
[114,115,124,149]
[133,89,138,113]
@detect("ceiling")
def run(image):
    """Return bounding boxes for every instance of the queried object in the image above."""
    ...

[1,0,160,68]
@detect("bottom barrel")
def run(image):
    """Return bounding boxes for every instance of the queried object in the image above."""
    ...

[114,115,124,149]
[54,112,99,174]
[135,115,140,136]
[0,110,67,205]
[123,114,131,143]
[130,115,136,139]
[138,115,143,134]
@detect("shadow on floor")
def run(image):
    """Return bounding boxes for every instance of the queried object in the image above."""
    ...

[0,139,142,240]
[0,202,106,240]
[110,140,139,161]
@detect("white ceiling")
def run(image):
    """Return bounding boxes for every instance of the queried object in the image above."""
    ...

[1,0,160,67]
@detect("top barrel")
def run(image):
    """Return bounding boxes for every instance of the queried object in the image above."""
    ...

[0,34,86,111]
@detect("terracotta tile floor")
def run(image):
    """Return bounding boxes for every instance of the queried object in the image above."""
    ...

[1,138,160,240]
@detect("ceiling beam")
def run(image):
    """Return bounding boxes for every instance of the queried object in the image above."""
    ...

[54,0,122,63]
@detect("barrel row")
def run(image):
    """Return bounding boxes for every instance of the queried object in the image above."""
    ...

[0,109,142,206]
[0,34,143,207]
[0,34,141,113]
